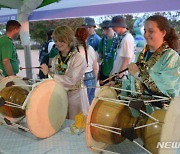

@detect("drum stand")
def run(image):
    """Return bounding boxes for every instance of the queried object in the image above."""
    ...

[4,117,31,133]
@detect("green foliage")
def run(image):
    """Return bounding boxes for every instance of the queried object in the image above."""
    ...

[29,18,84,43]
[0,24,5,36]
[124,15,136,36]
[1,11,179,46]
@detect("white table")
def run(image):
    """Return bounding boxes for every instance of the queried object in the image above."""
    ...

[0,119,149,154]
[0,120,92,154]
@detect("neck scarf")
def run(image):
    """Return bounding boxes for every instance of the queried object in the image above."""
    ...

[55,48,74,75]
[135,42,170,96]
[114,31,128,59]
[103,33,118,62]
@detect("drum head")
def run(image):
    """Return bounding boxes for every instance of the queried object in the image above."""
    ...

[0,76,29,91]
[159,97,180,154]
[26,79,68,138]
[86,86,117,152]
[0,76,29,123]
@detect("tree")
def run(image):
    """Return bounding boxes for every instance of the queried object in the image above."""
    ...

[0,24,5,36]
[29,18,84,43]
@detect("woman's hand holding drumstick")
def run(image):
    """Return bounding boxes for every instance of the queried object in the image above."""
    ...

[20,66,41,70]
[20,65,52,76]
[102,68,128,84]
[102,63,140,85]
[40,64,50,76]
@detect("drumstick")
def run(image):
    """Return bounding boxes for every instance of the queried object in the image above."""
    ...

[20,65,52,70]
[4,118,30,132]
[102,68,128,83]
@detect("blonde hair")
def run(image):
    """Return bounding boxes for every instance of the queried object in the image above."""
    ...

[52,25,77,48]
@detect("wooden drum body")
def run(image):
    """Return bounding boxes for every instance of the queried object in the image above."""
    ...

[86,86,180,154]
[0,76,68,138]
[0,76,30,122]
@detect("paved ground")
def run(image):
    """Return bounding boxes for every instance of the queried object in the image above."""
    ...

[17,49,40,79]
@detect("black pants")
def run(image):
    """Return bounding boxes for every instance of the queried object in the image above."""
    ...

[99,71,109,85]
[38,54,49,79]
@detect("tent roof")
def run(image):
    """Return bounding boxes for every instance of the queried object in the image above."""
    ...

[0,0,59,9]
[0,0,180,23]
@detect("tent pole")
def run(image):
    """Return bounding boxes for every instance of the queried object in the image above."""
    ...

[24,45,32,78]
[18,20,32,78]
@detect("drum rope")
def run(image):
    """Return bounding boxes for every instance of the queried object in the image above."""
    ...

[91,146,119,154]
[97,96,130,104]
[91,121,160,134]
[133,140,152,154]
[90,123,152,154]
[111,87,170,100]
[91,123,122,131]
[117,94,170,103]
[90,123,122,138]
[21,83,38,110]
[139,110,159,122]
[69,85,171,102]
[117,95,137,101]
[12,84,33,87]
[4,101,22,108]
[134,122,159,129]
[97,96,165,122]
[97,97,160,122]
[4,104,22,109]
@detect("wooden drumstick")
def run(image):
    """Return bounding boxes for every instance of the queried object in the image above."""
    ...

[20,66,41,70]
[102,68,128,83]
[4,118,30,132]
[20,65,52,70]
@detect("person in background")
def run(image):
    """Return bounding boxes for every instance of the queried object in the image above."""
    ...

[39,29,55,63]
[98,20,118,85]
[109,16,135,79]
[47,29,55,54]
[0,20,21,77]
[75,27,99,105]
[82,17,101,52]
[40,25,89,120]
[111,15,180,98]
[38,29,57,79]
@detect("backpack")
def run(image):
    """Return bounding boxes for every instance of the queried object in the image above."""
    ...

[38,43,57,79]
[39,39,54,63]
[39,41,49,63]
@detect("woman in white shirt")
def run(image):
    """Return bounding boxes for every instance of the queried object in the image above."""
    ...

[75,27,99,105]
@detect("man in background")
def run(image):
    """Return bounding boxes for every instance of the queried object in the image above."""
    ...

[109,16,135,78]
[0,20,21,76]
[82,17,101,52]
[98,20,118,85]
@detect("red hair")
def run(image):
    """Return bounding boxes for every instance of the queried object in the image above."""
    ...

[75,27,88,64]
